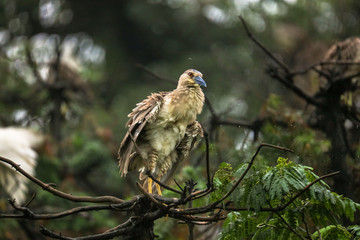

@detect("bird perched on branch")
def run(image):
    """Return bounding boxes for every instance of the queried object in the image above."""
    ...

[118,69,206,195]
[322,37,360,79]
[321,37,360,119]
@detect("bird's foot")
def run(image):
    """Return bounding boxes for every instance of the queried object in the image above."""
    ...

[156,181,162,196]
[148,178,153,194]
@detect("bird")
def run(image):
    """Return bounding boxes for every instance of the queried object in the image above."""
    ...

[0,127,44,204]
[321,37,360,120]
[321,37,360,79]
[118,69,206,195]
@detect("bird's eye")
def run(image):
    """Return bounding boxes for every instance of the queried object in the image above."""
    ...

[188,72,194,78]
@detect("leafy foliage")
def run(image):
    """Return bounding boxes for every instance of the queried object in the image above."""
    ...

[349,225,360,239]
[210,162,233,202]
[216,157,360,240]
[260,94,331,169]
[312,225,352,240]
[1,0,360,239]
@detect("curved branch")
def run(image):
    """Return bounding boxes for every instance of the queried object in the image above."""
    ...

[2,199,138,220]
[211,143,293,206]
[40,224,134,240]
[239,16,290,73]
[217,171,340,212]
[268,200,306,240]
[0,155,124,204]
[135,63,175,84]
[162,144,293,216]
[239,16,324,108]
[147,173,182,195]
[136,182,169,211]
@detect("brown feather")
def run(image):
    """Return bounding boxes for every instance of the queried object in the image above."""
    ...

[162,121,203,184]
[118,92,168,176]
[322,37,360,78]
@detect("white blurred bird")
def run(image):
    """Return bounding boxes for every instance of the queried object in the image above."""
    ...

[0,127,44,204]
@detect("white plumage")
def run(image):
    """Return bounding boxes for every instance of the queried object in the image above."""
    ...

[0,127,43,204]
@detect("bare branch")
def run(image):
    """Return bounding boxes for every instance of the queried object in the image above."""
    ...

[136,182,169,211]
[135,63,176,84]
[2,200,138,220]
[161,144,293,216]
[239,16,290,73]
[0,155,123,204]
[147,172,183,195]
[203,129,212,189]
[216,119,256,129]
[239,16,324,108]
[40,225,134,240]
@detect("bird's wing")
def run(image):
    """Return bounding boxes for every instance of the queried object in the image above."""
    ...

[0,128,43,204]
[162,121,204,184]
[118,92,168,176]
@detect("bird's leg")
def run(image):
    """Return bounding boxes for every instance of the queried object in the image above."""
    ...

[148,178,153,194]
[156,177,162,196]
[148,151,158,194]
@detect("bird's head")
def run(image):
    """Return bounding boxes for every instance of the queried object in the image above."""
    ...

[178,69,207,88]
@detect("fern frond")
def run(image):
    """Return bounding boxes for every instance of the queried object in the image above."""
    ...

[348,225,360,239]
[312,225,352,240]
[247,183,267,212]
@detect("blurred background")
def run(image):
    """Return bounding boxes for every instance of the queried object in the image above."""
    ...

[0,0,360,239]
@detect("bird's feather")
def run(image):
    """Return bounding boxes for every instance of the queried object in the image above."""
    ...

[322,37,360,78]
[162,121,203,184]
[118,92,168,176]
[0,128,43,204]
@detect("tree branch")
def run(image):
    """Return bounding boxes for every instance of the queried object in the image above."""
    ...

[0,155,123,204]
[239,16,290,74]
[268,200,306,240]
[239,16,324,108]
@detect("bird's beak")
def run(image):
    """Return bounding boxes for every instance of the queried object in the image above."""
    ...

[195,76,207,87]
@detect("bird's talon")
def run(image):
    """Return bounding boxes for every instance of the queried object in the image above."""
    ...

[148,178,153,194]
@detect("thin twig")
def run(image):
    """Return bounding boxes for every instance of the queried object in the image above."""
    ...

[103,218,133,233]
[217,171,340,213]
[2,201,136,220]
[267,67,324,108]
[302,212,313,240]
[239,16,290,73]
[187,181,195,240]
[23,192,36,207]
[268,200,306,240]
[174,178,184,192]
[239,16,324,108]
[165,144,293,216]
[136,63,175,84]
[148,173,182,195]
[211,143,293,206]
[203,129,211,188]
[274,171,340,211]
[204,97,218,119]
[216,119,255,129]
